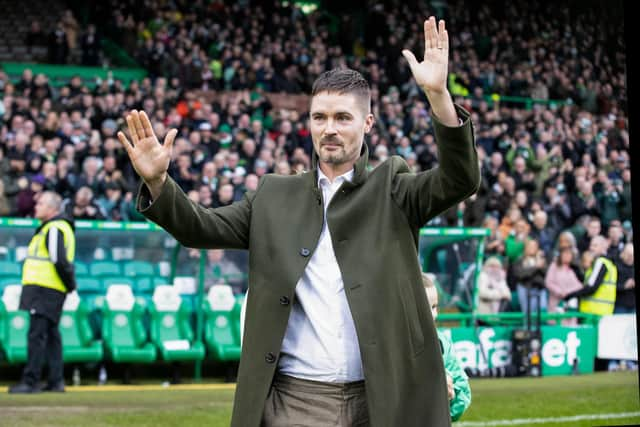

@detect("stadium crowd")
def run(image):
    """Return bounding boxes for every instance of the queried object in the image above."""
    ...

[0,0,633,316]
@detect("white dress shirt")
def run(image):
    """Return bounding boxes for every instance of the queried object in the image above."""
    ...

[278,167,364,382]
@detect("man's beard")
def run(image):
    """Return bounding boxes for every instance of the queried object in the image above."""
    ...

[318,136,347,164]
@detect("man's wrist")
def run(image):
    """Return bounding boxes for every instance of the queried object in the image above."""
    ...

[423,88,460,127]
[145,174,167,201]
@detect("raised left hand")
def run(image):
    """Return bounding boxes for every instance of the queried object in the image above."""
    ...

[402,16,449,95]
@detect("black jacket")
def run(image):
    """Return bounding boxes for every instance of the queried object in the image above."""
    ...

[615,262,636,310]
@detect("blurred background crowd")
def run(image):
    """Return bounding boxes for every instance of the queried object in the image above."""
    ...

[0,0,633,315]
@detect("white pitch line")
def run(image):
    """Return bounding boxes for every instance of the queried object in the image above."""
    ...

[456,411,640,426]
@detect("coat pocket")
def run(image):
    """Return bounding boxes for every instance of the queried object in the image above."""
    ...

[398,280,425,357]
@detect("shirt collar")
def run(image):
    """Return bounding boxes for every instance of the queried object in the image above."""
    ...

[317,167,354,187]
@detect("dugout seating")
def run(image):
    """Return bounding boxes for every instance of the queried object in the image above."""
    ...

[0,260,21,276]
[149,285,205,362]
[203,284,242,362]
[123,261,156,278]
[90,261,122,277]
[59,291,104,363]
[0,285,29,363]
[0,276,21,293]
[102,284,156,364]
[74,261,89,276]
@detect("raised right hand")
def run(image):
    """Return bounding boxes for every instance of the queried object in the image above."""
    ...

[117,110,178,198]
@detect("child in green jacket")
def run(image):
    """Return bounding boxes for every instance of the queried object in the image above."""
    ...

[423,273,472,421]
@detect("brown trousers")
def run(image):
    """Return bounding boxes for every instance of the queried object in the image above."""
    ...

[261,373,370,427]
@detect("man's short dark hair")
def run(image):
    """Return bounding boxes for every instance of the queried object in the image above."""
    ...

[311,68,371,113]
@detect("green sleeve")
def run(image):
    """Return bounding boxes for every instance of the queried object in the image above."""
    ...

[391,104,480,228]
[439,330,472,421]
[137,176,261,250]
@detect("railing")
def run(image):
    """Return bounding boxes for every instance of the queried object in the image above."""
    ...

[1,62,146,89]
[438,311,601,327]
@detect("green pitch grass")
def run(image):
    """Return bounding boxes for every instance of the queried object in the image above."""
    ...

[1,371,638,426]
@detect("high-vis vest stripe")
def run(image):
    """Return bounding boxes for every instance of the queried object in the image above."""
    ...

[579,256,617,316]
[22,219,75,293]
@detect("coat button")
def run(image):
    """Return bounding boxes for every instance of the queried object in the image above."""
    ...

[279,296,290,306]
[300,247,310,257]
[265,352,276,363]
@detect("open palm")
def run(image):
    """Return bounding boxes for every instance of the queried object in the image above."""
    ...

[402,17,449,94]
[117,110,177,185]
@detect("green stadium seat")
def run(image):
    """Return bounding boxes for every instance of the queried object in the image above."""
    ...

[77,277,103,294]
[90,261,122,277]
[0,261,21,276]
[75,277,105,334]
[102,284,156,364]
[203,285,241,362]
[74,261,89,276]
[149,285,205,362]
[0,285,29,363]
[0,276,22,291]
[123,261,156,277]
[59,292,103,363]
[154,277,171,287]
[134,277,155,295]
[103,277,136,289]
[0,246,10,261]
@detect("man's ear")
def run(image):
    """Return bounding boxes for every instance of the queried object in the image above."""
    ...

[364,114,375,133]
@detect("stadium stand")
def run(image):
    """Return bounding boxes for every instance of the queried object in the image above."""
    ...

[0,0,632,380]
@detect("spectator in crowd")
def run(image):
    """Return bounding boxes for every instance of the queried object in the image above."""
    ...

[200,249,246,294]
[510,239,547,314]
[482,215,505,260]
[423,273,472,421]
[76,156,103,194]
[614,243,635,314]
[0,180,11,216]
[504,218,531,266]
[215,183,235,208]
[61,10,80,56]
[26,20,47,53]
[545,246,584,325]
[15,176,45,218]
[48,21,69,64]
[476,256,511,315]
[530,210,555,260]
[577,217,603,253]
[606,221,626,264]
[62,186,105,220]
[96,182,124,220]
[554,230,579,259]
[80,24,101,66]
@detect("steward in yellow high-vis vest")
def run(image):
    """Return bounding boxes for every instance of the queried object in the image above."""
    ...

[564,250,617,317]
[9,191,77,394]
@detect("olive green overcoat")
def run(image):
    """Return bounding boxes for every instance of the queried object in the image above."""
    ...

[138,105,480,427]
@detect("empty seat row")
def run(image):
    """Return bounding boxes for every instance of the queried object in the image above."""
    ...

[0,284,243,366]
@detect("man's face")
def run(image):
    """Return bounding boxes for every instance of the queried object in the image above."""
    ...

[589,237,607,256]
[34,194,56,221]
[310,92,373,169]
[588,220,601,237]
